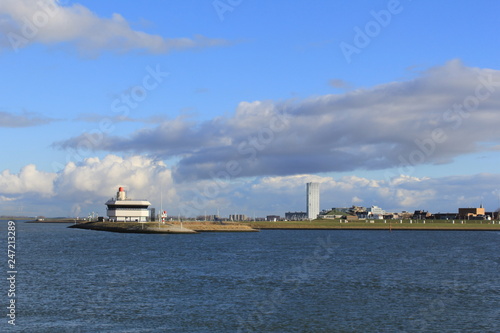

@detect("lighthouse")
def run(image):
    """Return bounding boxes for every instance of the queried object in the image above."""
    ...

[105,187,151,222]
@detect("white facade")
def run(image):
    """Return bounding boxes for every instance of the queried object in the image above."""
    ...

[306,182,320,220]
[367,205,385,219]
[229,214,247,221]
[106,187,151,222]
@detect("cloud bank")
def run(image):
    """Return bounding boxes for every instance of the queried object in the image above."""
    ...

[0,155,175,217]
[1,155,499,217]
[0,0,228,55]
[54,60,500,182]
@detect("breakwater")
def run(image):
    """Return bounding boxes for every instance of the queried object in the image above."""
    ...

[69,221,258,233]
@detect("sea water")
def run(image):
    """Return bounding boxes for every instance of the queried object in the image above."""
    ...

[1,221,498,332]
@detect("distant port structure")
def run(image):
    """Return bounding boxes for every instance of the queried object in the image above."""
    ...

[105,187,151,222]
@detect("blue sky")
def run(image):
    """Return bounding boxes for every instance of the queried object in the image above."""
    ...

[1,0,500,217]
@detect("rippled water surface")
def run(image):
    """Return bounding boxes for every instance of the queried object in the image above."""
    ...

[1,221,499,332]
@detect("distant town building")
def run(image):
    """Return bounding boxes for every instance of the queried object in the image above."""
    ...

[229,214,247,221]
[399,211,413,219]
[329,207,350,214]
[434,213,457,220]
[413,210,431,219]
[350,206,366,214]
[266,215,280,222]
[105,187,151,222]
[485,211,498,220]
[306,182,320,220]
[285,211,307,221]
[345,205,368,218]
[458,206,485,219]
[367,205,385,219]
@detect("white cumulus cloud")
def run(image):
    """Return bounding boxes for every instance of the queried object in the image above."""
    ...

[1,155,500,217]
[0,164,56,196]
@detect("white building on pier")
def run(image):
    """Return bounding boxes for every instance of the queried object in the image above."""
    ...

[105,187,151,222]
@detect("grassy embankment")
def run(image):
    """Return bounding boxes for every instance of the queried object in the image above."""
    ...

[248,219,500,230]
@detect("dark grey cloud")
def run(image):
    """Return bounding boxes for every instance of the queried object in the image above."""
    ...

[53,60,500,182]
[0,111,56,127]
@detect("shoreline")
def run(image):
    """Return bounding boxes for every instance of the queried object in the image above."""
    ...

[247,220,500,231]
[26,218,82,223]
[249,227,500,231]
[20,219,500,232]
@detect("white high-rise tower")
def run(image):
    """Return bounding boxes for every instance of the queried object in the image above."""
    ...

[306,182,320,220]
